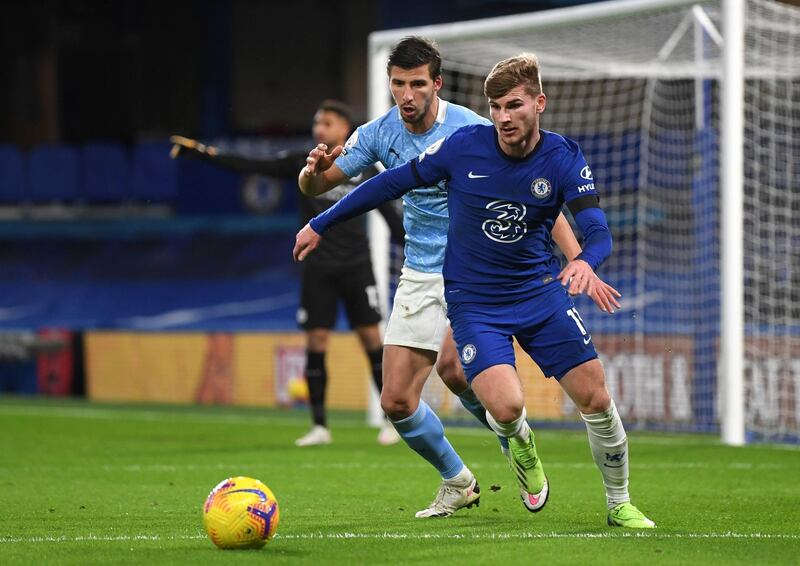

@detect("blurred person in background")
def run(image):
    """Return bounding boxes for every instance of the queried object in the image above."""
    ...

[170,99,404,447]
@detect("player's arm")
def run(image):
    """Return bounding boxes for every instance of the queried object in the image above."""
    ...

[359,165,405,244]
[301,122,385,196]
[298,143,349,196]
[170,135,301,177]
[556,195,613,299]
[170,135,217,160]
[294,161,420,261]
[551,212,581,259]
[551,213,620,314]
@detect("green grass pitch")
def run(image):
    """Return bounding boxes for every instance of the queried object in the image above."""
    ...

[1,397,798,564]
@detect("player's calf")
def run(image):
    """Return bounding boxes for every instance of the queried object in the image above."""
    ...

[457,387,510,453]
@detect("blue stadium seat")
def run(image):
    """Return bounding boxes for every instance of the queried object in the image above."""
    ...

[82,143,130,203]
[0,145,26,203]
[132,142,178,203]
[28,145,81,203]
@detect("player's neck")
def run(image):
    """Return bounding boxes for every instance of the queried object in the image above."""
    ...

[499,129,541,158]
[404,97,439,135]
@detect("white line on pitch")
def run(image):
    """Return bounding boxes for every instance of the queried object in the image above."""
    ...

[275,531,800,540]
[2,531,799,544]
[0,534,208,544]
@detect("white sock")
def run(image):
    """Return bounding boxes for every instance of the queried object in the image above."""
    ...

[445,465,473,486]
[580,400,630,509]
[485,407,530,442]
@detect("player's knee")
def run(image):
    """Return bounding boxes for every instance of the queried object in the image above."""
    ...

[305,329,329,352]
[490,401,525,425]
[581,387,612,415]
[380,390,416,420]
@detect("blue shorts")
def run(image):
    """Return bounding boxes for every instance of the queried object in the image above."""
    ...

[448,284,598,382]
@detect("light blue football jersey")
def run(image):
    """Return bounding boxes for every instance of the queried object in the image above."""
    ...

[335,99,490,273]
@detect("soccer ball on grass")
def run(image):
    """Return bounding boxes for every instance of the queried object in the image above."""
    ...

[203,476,280,549]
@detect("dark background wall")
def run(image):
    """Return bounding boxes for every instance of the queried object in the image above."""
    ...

[0,0,601,147]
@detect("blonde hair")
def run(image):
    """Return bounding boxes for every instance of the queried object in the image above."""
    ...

[484,53,543,99]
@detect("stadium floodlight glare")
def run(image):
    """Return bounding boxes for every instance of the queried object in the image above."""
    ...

[367,0,800,444]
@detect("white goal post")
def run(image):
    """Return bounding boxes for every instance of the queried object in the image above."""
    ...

[367,0,800,444]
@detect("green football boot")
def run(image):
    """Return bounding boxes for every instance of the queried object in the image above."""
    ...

[607,502,656,528]
[507,430,549,512]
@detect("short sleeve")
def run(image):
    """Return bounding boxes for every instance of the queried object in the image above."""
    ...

[559,146,599,211]
[335,125,380,178]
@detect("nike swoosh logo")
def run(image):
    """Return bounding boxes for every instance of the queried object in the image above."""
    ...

[468,171,489,179]
[583,335,592,344]
[603,463,624,468]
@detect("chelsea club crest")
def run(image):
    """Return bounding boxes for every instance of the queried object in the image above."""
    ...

[530,177,552,199]
[461,344,477,364]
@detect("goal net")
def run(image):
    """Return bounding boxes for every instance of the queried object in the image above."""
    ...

[369,0,800,443]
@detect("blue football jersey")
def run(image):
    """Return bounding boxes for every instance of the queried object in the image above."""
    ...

[412,125,601,304]
[335,99,489,273]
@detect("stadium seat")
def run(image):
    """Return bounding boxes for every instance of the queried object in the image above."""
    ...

[0,145,26,203]
[28,145,81,203]
[82,143,130,203]
[131,142,178,203]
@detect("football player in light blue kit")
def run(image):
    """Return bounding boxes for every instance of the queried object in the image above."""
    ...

[295,53,654,528]
[299,38,621,519]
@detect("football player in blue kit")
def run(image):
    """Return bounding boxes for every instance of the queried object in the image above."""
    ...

[294,53,654,528]
[299,37,620,519]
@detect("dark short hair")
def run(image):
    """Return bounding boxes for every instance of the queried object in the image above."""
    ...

[316,99,353,125]
[387,36,442,80]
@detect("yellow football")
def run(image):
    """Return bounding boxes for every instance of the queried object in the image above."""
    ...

[202,476,280,549]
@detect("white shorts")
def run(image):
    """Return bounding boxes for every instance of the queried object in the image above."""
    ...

[384,267,448,352]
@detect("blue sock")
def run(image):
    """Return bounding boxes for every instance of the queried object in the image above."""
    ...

[458,388,509,451]
[392,400,464,479]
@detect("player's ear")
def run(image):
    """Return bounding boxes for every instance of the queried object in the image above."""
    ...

[536,93,547,114]
[433,74,443,93]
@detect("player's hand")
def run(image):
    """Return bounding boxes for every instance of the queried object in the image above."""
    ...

[169,135,217,159]
[293,223,322,262]
[557,259,595,297]
[301,143,343,177]
[588,275,621,314]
